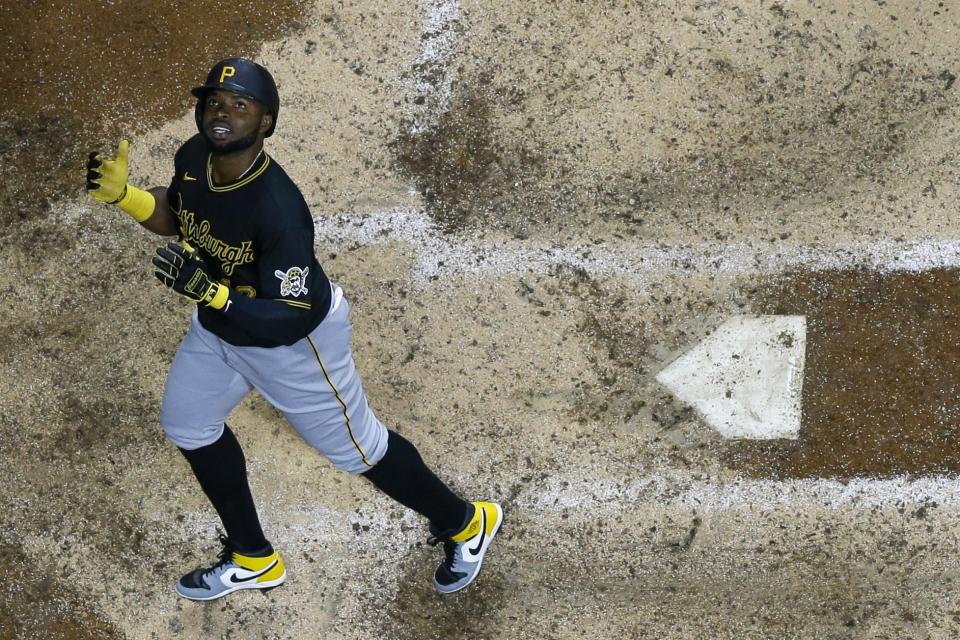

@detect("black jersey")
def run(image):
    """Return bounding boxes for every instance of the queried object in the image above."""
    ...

[167,135,331,347]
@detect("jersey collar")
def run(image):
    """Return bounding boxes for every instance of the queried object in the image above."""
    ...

[206,152,270,192]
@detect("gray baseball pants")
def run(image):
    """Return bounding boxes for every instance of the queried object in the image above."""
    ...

[160,284,389,473]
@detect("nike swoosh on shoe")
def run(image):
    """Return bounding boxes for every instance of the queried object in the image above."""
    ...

[465,509,488,557]
[226,559,278,584]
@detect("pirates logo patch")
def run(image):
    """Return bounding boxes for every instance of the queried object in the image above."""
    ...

[275,266,309,297]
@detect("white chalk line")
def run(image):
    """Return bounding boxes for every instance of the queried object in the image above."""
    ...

[317,207,960,283]
[409,0,461,135]
[145,472,960,548]
[513,471,957,513]
[52,202,960,282]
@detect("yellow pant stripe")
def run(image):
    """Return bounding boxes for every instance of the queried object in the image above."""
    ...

[306,336,372,467]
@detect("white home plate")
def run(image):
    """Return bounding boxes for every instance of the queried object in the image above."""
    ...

[656,315,806,439]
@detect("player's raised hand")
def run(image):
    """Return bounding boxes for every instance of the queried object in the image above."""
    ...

[153,241,229,310]
[85,140,157,223]
[86,140,129,203]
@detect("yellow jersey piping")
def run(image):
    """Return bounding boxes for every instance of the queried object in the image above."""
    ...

[206,153,271,192]
[279,299,312,310]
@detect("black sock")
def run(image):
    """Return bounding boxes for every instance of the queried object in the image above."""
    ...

[178,424,270,555]
[362,431,471,534]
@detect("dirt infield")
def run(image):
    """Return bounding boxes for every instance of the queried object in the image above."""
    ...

[0,0,310,224]
[4,1,960,638]
[735,268,960,479]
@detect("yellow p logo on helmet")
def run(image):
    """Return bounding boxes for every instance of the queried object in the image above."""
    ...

[218,66,236,84]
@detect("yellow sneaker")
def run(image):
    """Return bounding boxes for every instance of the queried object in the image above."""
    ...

[175,537,286,601]
[428,501,503,593]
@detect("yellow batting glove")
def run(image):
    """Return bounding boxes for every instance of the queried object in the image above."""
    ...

[85,140,155,222]
[86,140,129,203]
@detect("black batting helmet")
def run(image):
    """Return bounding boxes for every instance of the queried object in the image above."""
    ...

[191,58,280,137]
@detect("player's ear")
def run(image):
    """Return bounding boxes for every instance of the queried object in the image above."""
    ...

[259,113,274,135]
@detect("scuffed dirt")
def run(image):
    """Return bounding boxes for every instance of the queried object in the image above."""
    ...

[396,1,960,240]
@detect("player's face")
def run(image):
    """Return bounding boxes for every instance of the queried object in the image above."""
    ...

[201,90,273,154]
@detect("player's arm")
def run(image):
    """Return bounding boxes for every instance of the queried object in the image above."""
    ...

[141,187,178,236]
[152,240,318,341]
[206,279,319,343]
[85,140,178,236]
[152,222,322,342]
[208,217,325,342]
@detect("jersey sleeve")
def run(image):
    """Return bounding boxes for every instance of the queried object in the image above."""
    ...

[213,208,326,345]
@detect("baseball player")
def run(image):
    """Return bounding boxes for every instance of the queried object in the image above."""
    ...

[85,57,502,600]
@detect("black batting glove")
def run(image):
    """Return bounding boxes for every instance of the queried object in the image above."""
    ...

[152,241,229,309]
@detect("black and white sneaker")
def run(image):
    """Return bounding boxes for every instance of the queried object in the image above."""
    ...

[175,536,286,601]
[428,502,503,594]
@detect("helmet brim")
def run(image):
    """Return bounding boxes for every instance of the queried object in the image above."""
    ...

[191,83,261,104]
